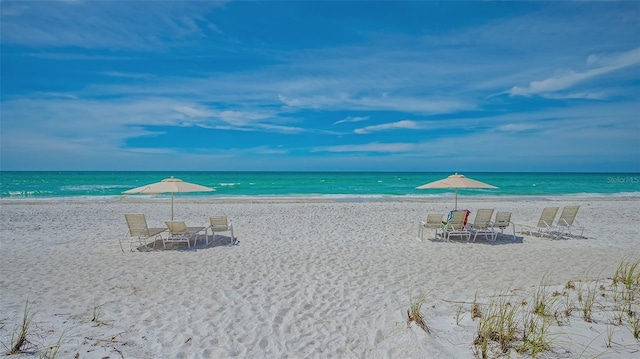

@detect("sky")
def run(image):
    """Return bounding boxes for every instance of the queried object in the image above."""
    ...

[1,1,639,172]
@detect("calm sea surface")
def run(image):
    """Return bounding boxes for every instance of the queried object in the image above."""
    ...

[1,172,639,200]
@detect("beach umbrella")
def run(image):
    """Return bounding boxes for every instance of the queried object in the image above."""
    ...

[416,173,497,210]
[123,176,214,220]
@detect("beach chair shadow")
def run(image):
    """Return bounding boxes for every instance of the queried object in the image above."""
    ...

[436,232,523,246]
[145,233,238,251]
[479,234,524,245]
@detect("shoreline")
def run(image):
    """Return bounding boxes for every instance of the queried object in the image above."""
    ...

[2,192,640,205]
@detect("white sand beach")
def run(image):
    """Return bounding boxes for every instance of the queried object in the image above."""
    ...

[1,197,639,358]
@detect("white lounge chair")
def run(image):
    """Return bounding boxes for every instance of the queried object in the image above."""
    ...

[206,216,236,245]
[121,214,166,252]
[418,214,444,241]
[163,221,206,249]
[469,209,496,242]
[522,207,559,237]
[493,212,516,240]
[554,206,584,237]
[441,209,471,242]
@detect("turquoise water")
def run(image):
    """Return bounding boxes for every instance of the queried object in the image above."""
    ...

[1,171,639,200]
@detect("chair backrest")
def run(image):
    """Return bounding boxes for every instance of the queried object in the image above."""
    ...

[537,207,559,227]
[425,214,444,228]
[125,214,150,236]
[210,216,229,230]
[445,210,470,230]
[472,209,494,229]
[165,221,189,235]
[494,212,512,228]
[557,206,579,226]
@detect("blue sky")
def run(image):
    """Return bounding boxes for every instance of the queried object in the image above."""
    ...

[1,1,639,172]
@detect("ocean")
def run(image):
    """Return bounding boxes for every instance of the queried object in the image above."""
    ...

[1,171,639,201]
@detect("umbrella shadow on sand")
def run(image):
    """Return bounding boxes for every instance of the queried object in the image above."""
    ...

[135,234,239,251]
[428,233,524,246]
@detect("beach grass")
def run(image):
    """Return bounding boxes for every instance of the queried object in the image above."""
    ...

[532,276,557,317]
[471,290,482,320]
[474,258,640,356]
[407,293,430,333]
[38,331,64,359]
[472,288,553,358]
[613,258,640,291]
[2,300,33,355]
[581,282,598,323]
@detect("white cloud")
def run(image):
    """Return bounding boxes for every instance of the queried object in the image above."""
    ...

[0,1,227,50]
[354,120,420,134]
[333,116,369,125]
[495,123,539,133]
[509,47,640,98]
[313,142,417,153]
[102,71,156,80]
[278,94,302,107]
[174,105,212,118]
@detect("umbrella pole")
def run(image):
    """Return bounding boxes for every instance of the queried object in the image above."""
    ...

[171,192,174,220]
[455,188,458,210]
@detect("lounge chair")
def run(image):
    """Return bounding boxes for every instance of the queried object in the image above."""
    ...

[121,214,166,252]
[554,206,584,237]
[469,209,496,242]
[522,207,559,237]
[418,214,444,241]
[493,212,516,240]
[206,216,236,245]
[441,209,471,242]
[163,221,206,249]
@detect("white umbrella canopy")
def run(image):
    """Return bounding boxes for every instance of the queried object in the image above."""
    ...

[123,176,214,220]
[416,173,498,209]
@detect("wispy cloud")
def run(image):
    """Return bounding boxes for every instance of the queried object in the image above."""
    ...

[495,123,540,133]
[355,120,420,134]
[313,142,418,153]
[508,48,640,98]
[102,71,157,80]
[333,116,369,125]
[0,1,227,50]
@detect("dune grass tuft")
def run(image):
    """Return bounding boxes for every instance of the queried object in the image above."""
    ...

[473,285,556,358]
[471,290,482,320]
[2,300,34,355]
[407,293,430,333]
[613,259,640,290]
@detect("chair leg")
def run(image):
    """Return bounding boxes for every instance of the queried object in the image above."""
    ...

[230,225,235,245]
[120,233,126,252]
